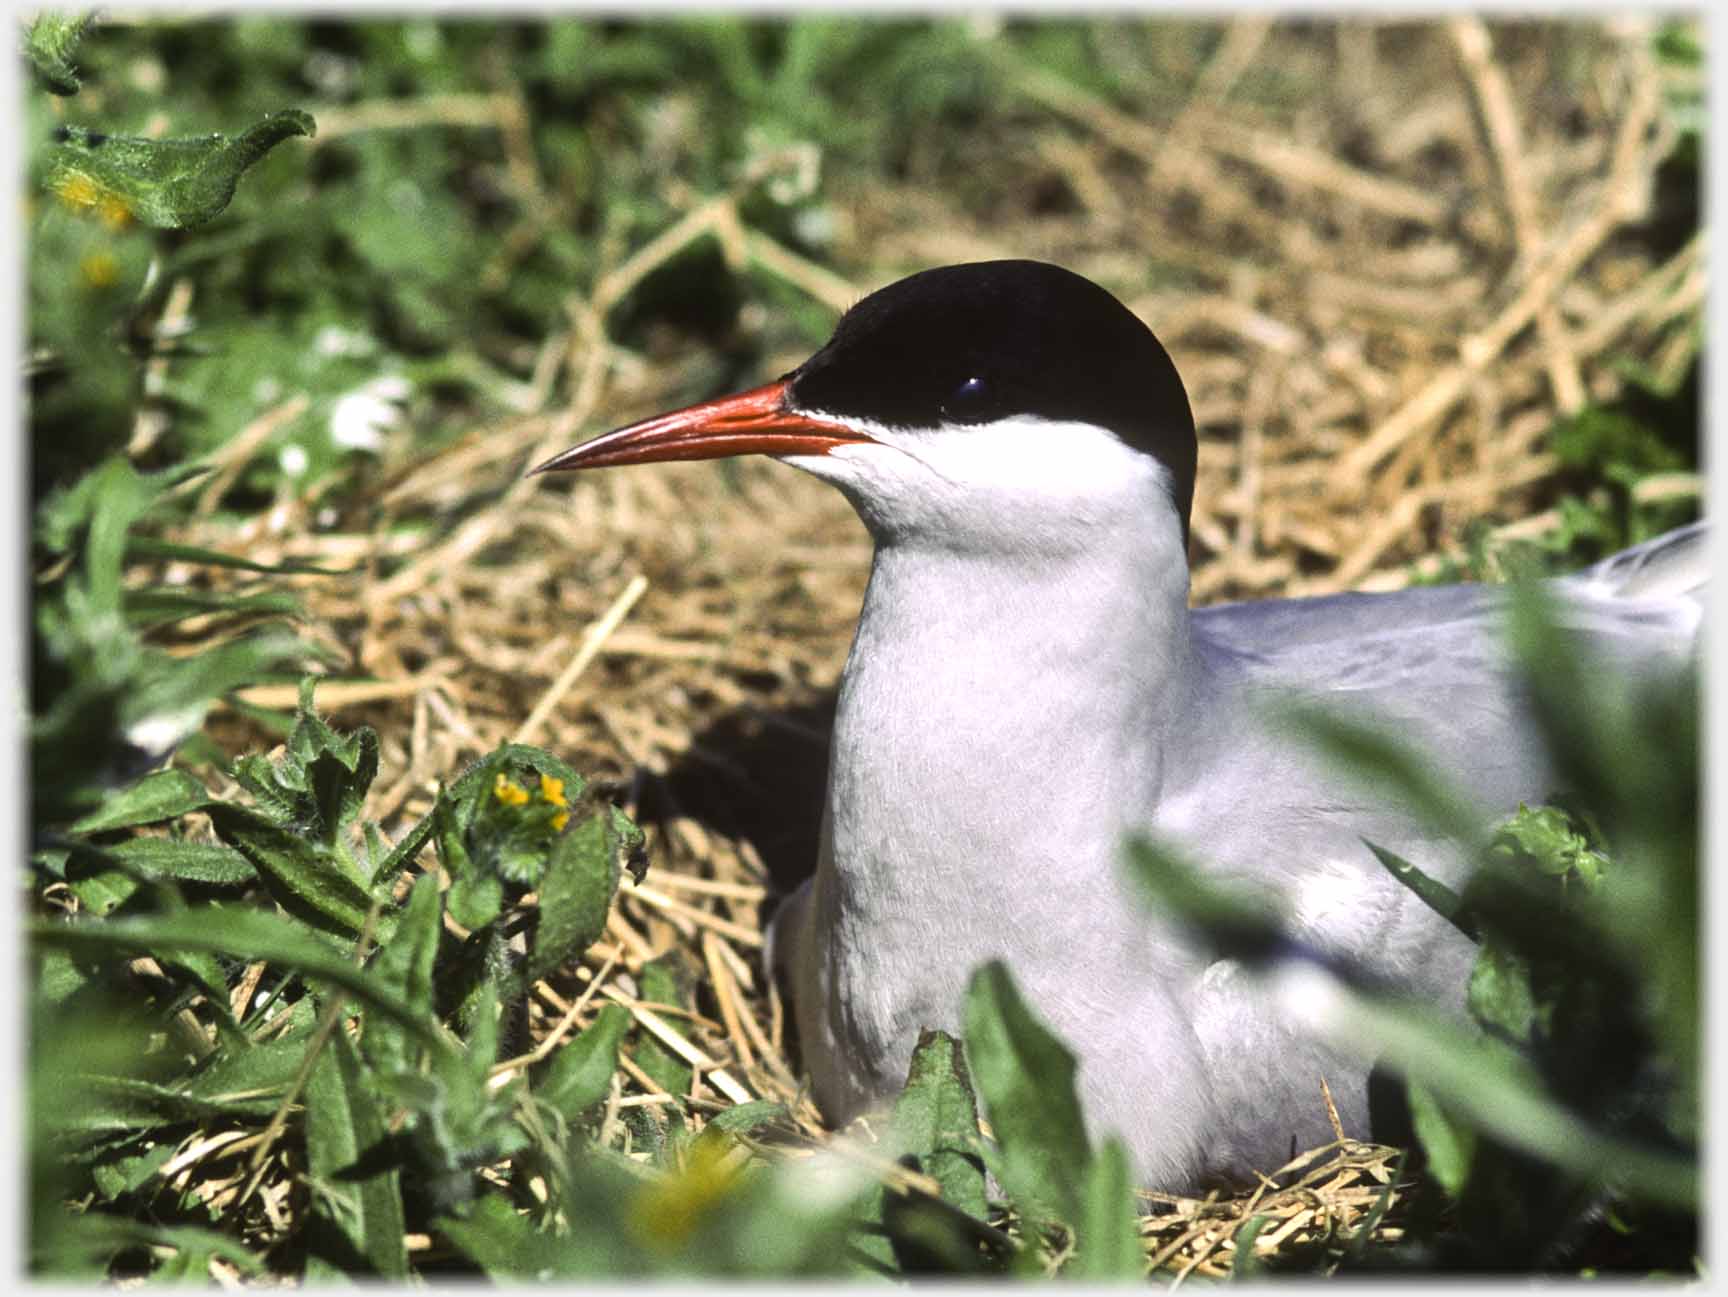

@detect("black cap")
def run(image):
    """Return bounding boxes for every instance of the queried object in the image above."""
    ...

[788,260,1197,538]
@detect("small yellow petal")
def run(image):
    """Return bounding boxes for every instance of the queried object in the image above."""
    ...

[551,811,569,832]
[627,1135,743,1250]
[538,774,567,807]
[79,251,119,288]
[56,173,100,209]
[98,194,132,229]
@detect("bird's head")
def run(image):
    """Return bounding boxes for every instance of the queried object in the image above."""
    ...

[534,260,1196,557]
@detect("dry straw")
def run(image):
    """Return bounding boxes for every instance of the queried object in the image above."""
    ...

[146,18,1698,1275]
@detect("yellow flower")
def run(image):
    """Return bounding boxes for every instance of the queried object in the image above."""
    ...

[79,252,119,289]
[551,810,569,832]
[538,774,567,808]
[493,773,529,806]
[627,1133,745,1250]
[98,194,133,230]
[55,172,100,210]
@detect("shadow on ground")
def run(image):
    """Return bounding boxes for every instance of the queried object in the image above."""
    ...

[639,691,837,915]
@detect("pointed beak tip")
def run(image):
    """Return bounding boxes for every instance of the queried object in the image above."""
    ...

[522,380,867,477]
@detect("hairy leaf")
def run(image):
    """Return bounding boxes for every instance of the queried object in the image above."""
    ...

[31,909,448,1055]
[540,1003,630,1121]
[24,11,97,95]
[206,802,385,941]
[100,837,255,885]
[634,960,694,1100]
[437,1192,570,1280]
[891,1029,987,1222]
[361,872,443,1078]
[304,1028,409,1279]
[44,110,317,230]
[127,536,349,576]
[528,810,622,985]
[68,768,211,833]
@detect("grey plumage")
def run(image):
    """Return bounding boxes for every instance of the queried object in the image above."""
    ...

[768,452,1701,1191]
[532,260,1703,1194]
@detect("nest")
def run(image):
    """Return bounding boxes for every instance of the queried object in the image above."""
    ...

[146,17,1698,1277]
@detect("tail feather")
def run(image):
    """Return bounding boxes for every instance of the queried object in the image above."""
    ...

[1566,521,1708,602]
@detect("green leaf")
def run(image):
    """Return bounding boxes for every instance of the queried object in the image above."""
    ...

[437,1192,570,1280]
[1488,804,1605,887]
[123,588,303,629]
[1311,979,1695,1210]
[962,961,1089,1225]
[361,872,443,1078]
[465,969,503,1080]
[312,732,379,843]
[277,683,380,842]
[1228,1213,1269,1280]
[1274,701,1487,850]
[68,769,211,835]
[81,456,154,615]
[540,1003,631,1121]
[44,110,317,230]
[634,960,693,1100]
[138,632,316,722]
[890,1029,987,1222]
[372,808,440,885]
[447,869,504,933]
[1073,1137,1143,1279]
[1121,835,1286,964]
[706,1100,790,1135]
[59,1218,265,1279]
[1466,942,1538,1045]
[528,809,623,984]
[183,1032,313,1112]
[127,536,349,576]
[31,908,450,1057]
[206,802,387,941]
[304,1027,409,1280]
[65,860,139,916]
[1405,1080,1476,1199]
[91,1141,175,1201]
[1363,839,1479,941]
[100,837,255,885]
[55,1073,287,1130]
[24,11,97,95]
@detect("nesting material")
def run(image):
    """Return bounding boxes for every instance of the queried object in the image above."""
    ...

[146,19,1698,1275]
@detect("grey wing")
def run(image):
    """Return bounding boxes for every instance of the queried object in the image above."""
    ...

[1194,521,1704,669]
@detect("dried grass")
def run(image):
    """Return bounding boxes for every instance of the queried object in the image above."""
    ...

[152,19,1700,1276]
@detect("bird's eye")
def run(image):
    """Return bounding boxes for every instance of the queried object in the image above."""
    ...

[942,375,994,422]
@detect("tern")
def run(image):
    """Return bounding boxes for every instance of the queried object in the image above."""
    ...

[534,260,1703,1190]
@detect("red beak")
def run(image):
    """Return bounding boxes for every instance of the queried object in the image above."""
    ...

[529,379,873,474]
